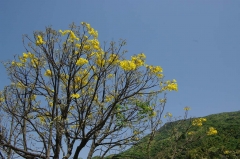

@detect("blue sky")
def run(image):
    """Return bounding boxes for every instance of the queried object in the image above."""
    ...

[1,0,240,158]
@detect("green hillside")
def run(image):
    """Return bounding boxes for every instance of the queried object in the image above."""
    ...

[102,111,240,159]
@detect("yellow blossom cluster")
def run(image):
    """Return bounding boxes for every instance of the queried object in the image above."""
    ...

[207,127,217,135]
[31,58,39,68]
[11,52,37,67]
[131,53,146,67]
[48,102,53,107]
[44,69,52,77]
[76,58,88,66]
[59,30,70,36]
[16,82,26,89]
[71,93,80,99]
[11,61,23,67]
[81,22,98,38]
[74,76,81,83]
[119,60,136,71]
[187,131,195,135]
[184,106,191,111]
[107,74,114,78]
[36,35,45,46]
[87,39,100,50]
[59,30,79,41]
[30,94,36,100]
[38,116,46,124]
[118,53,146,71]
[224,150,230,155]
[95,51,106,67]
[0,97,4,102]
[69,31,79,41]
[192,118,207,126]
[60,73,69,85]
[105,95,114,102]
[149,111,157,117]
[76,69,90,85]
[147,65,163,74]
[70,124,79,129]
[108,54,119,64]
[83,45,91,50]
[164,112,172,118]
[162,79,178,91]
[75,43,81,49]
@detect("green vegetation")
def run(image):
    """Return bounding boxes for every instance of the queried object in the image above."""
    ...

[104,111,240,159]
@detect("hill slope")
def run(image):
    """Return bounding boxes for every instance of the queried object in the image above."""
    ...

[102,111,240,159]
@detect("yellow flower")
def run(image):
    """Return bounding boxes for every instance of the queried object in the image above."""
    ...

[28,52,35,59]
[16,62,23,67]
[184,106,191,111]
[162,80,178,91]
[83,45,91,50]
[22,53,29,59]
[69,31,79,41]
[12,61,24,67]
[59,29,70,36]
[224,150,230,155]
[38,116,46,124]
[119,60,136,71]
[147,65,163,74]
[76,58,88,66]
[44,69,52,77]
[74,76,81,83]
[36,35,45,46]
[105,95,113,102]
[75,43,81,48]
[133,137,139,141]
[167,83,177,91]
[107,74,114,78]
[96,58,105,67]
[164,112,172,118]
[207,127,217,135]
[30,95,36,100]
[138,53,146,59]
[192,118,207,126]
[69,106,74,110]
[88,27,98,38]
[187,131,195,135]
[31,58,39,68]
[71,93,80,99]
[70,124,79,129]
[49,102,53,107]
[19,57,27,63]
[156,73,163,78]
[108,54,119,64]
[16,82,26,89]
[131,55,145,67]
[159,99,166,103]
[149,111,157,117]
[0,97,4,102]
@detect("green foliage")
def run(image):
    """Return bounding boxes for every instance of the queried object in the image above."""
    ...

[102,111,240,159]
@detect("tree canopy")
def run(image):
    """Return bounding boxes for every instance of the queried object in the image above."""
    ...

[0,22,177,159]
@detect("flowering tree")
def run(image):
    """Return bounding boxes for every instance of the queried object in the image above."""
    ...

[0,22,177,159]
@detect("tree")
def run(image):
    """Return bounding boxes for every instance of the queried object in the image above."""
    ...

[0,22,177,159]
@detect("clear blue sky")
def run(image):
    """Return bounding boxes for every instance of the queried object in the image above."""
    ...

[1,0,240,158]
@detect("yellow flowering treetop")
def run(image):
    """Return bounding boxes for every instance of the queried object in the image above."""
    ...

[192,117,207,126]
[0,22,177,159]
[191,117,217,135]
